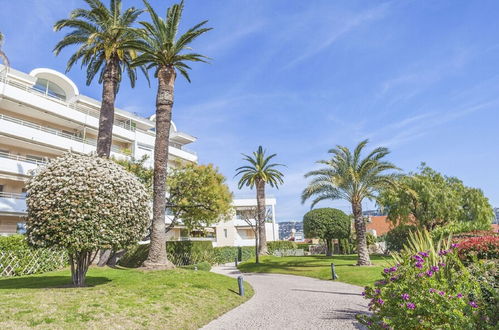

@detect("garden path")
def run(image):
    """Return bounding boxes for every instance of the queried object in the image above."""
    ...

[202,263,369,330]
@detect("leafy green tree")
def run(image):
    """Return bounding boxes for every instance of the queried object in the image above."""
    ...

[378,165,494,232]
[26,153,150,286]
[302,140,399,266]
[166,163,233,233]
[114,155,153,193]
[128,0,211,269]
[303,208,350,256]
[53,0,145,157]
[0,31,9,67]
[236,146,284,255]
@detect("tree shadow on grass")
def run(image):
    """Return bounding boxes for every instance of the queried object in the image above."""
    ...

[0,276,111,289]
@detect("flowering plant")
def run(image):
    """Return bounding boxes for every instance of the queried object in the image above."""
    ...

[26,153,150,286]
[456,236,499,263]
[357,230,493,329]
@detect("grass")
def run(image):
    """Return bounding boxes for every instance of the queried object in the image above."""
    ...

[0,266,253,329]
[238,254,391,287]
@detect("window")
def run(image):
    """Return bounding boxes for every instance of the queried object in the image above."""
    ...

[0,185,3,192]
[33,78,66,100]
[16,222,26,234]
[224,229,228,238]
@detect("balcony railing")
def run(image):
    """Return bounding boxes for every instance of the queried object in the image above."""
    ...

[178,237,215,242]
[0,192,26,199]
[0,113,126,155]
[0,151,48,165]
[0,75,135,131]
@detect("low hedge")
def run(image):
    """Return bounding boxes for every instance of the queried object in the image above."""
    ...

[213,246,255,264]
[267,241,297,253]
[0,235,67,276]
[119,241,214,268]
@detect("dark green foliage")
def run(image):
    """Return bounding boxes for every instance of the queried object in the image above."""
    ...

[295,242,313,252]
[0,235,28,250]
[339,238,355,254]
[385,225,417,251]
[181,262,211,271]
[119,241,214,267]
[0,235,68,276]
[303,208,351,244]
[212,246,255,264]
[267,241,297,253]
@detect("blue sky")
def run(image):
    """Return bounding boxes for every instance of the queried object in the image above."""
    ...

[1,0,498,221]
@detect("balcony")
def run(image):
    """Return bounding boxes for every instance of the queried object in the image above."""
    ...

[0,113,126,156]
[0,192,27,214]
[233,238,256,247]
[178,237,216,242]
[0,75,135,132]
[0,151,46,176]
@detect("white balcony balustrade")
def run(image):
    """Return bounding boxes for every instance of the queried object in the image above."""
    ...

[0,192,27,214]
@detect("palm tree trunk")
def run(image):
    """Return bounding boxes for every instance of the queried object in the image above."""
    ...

[352,202,371,266]
[96,57,119,157]
[256,179,268,255]
[143,65,175,269]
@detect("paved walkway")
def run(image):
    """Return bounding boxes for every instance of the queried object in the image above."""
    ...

[202,264,369,330]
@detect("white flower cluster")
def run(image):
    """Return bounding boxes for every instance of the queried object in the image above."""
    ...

[26,153,150,252]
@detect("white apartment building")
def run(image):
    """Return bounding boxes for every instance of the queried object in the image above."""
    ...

[166,197,279,247]
[0,65,196,234]
[0,65,279,247]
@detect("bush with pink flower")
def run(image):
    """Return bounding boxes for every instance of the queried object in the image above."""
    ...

[357,231,497,329]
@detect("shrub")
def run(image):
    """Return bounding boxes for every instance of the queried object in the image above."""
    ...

[456,236,499,263]
[0,235,28,250]
[357,231,495,329]
[267,241,297,254]
[26,153,150,286]
[120,241,216,267]
[385,225,417,251]
[295,242,313,252]
[212,246,255,264]
[0,235,67,276]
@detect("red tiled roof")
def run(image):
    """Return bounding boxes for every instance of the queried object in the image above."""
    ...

[366,216,394,236]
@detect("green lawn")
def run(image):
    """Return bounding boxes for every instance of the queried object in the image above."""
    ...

[0,267,252,329]
[238,254,391,287]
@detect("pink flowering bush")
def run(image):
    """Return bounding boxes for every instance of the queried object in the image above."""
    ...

[357,234,495,329]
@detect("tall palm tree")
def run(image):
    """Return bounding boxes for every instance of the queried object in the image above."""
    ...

[236,146,284,255]
[0,32,9,67]
[130,0,211,268]
[53,0,145,157]
[302,140,399,266]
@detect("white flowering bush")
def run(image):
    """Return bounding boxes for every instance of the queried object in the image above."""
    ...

[26,153,150,286]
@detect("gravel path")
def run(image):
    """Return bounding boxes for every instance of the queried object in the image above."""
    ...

[202,264,369,330]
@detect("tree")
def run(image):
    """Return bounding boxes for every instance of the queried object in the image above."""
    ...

[114,155,153,193]
[236,206,273,264]
[165,163,233,234]
[25,153,150,286]
[129,0,212,269]
[378,164,494,232]
[235,146,284,255]
[54,0,145,157]
[0,31,9,67]
[303,208,351,256]
[302,140,399,266]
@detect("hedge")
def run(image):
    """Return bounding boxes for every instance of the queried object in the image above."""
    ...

[119,241,214,268]
[0,235,68,276]
[267,241,297,253]
[212,246,255,264]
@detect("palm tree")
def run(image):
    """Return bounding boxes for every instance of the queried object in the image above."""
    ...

[0,31,9,67]
[53,0,145,157]
[129,0,211,268]
[236,146,284,256]
[302,140,399,266]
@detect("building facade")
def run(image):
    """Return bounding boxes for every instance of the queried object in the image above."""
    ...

[165,198,279,247]
[0,65,196,234]
[0,65,279,247]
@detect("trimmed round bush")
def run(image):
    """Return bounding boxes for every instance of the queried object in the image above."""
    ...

[26,153,150,286]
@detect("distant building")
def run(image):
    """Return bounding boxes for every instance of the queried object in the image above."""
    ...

[363,209,387,217]
[279,221,303,240]
[366,216,394,237]
[494,208,499,224]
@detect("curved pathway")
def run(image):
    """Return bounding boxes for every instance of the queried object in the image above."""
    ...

[202,264,369,330]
